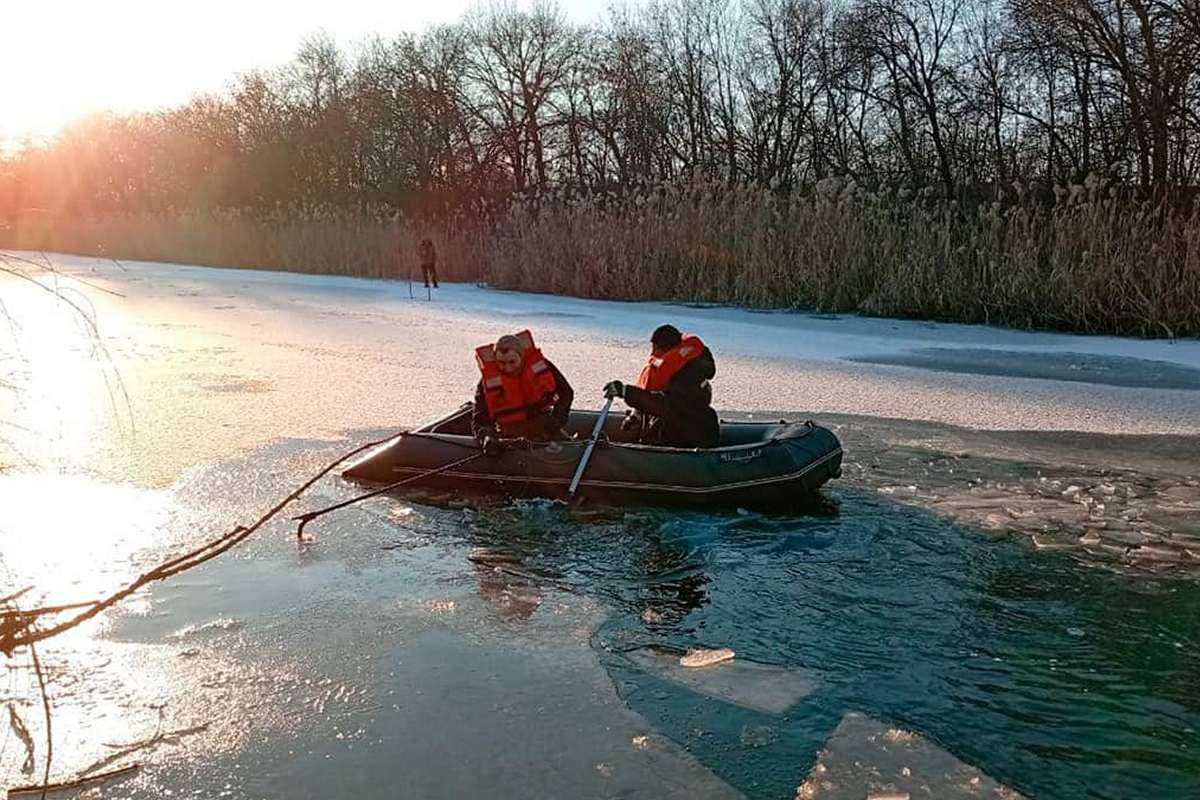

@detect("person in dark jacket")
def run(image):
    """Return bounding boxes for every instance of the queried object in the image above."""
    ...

[417,238,439,288]
[604,325,719,449]
[472,331,573,455]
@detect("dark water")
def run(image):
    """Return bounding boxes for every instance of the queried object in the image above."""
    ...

[848,347,1200,390]
[455,492,1200,799]
[11,434,1197,799]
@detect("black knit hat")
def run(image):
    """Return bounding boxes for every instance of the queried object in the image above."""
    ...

[651,324,682,349]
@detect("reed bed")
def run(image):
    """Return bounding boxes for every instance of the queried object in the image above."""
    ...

[0,206,483,283]
[3,180,1198,337]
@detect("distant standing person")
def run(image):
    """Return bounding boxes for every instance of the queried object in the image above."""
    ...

[418,238,439,288]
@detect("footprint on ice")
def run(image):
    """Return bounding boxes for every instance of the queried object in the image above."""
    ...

[621,647,817,715]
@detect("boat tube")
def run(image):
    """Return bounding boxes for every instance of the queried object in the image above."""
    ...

[342,404,842,511]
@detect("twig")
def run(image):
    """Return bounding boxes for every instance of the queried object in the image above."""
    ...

[292,450,481,538]
[0,258,136,436]
[28,641,52,800]
[8,705,36,775]
[1,602,102,651]
[7,764,139,796]
[1,433,399,653]
[85,723,208,775]
[0,586,33,606]
[1,600,100,621]
[99,722,208,752]
[0,251,126,298]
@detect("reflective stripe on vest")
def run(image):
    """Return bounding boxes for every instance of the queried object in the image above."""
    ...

[475,330,558,428]
[638,335,706,392]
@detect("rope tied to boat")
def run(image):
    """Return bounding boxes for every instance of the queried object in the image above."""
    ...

[1,430,404,655]
[292,450,484,539]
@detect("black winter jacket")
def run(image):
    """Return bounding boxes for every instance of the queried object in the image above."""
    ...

[623,347,719,448]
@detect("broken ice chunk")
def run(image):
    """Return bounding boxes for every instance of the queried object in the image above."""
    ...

[623,647,817,715]
[681,648,735,668]
[795,712,1025,799]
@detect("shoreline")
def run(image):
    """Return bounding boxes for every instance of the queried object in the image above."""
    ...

[3,253,1198,489]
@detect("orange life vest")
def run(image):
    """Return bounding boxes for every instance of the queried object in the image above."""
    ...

[638,334,706,392]
[475,330,559,428]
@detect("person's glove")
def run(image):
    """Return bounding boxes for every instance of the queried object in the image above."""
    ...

[603,380,625,399]
[477,427,502,456]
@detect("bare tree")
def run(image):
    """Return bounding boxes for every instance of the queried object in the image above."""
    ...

[1012,0,1200,192]
[465,2,579,191]
[3,0,1199,213]
[741,0,826,185]
[851,0,968,191]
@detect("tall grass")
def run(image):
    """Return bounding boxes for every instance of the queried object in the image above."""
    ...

[483,180,1200,337]
[0,206,483,283]
[3,179,1198,337]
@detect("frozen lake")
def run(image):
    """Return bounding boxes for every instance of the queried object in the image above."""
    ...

[1,254,1198,799]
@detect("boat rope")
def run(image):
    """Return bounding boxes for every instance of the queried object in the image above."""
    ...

[396,431,481,451]
[0,430,402,655]
[292,452,484,539]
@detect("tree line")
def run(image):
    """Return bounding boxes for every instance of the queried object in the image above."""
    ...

[2,0,1199,220]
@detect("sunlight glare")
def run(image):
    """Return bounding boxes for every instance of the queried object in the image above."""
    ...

[1,272,132,471]
[0,472,169,614]
[0,0,487,141]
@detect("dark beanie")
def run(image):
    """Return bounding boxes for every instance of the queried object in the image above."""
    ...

[651,325,682,349]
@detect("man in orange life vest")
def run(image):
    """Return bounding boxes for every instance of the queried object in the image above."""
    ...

[604,325,719,449]
[472,331,574,455]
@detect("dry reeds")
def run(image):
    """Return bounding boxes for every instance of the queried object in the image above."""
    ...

[0,206,483,283]
[3,180,1198,337]
[475,180,1200,337]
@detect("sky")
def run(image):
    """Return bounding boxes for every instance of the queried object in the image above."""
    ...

[1,0,619,144]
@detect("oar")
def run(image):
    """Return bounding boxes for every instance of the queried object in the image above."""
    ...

[568,397,615,499]
[293,451,483,538]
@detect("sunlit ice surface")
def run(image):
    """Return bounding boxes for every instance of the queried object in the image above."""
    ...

[0,473,167,611]
[0,469,310,792]
[0,274,134,474]
[0,272,210,787]
[0,254,1197,798]
[0,471,239,792]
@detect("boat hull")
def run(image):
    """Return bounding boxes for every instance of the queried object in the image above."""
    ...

[343,406,842,511]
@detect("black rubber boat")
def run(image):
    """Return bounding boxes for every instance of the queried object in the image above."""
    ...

[343,404,843,511]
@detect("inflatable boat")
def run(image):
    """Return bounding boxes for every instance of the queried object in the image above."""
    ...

[342,404,842,511]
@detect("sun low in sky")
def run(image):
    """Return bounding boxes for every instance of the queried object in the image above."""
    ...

[1,0,613,143]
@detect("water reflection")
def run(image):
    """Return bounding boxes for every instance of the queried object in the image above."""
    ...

[398,483,1199,798]
[459,500,721,629]
[0,472,169,616]
[3,439,1197,800]
[0,278,133,473]
[468,547,545,620]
